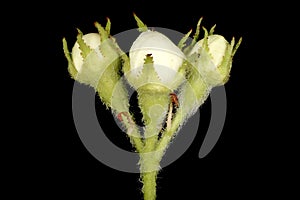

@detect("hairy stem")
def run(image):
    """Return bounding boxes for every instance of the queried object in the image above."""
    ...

[141,170,158,200]
[140,150,161,200]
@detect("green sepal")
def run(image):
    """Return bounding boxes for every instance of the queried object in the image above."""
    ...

[191,17,203,46]
[197,47,223,86]
[215,36,242,85]
[171,61,188,89]
[94,21,109,41]
[133,13,148,32]
[216,37,234,85]
[178,29,192,50]
[97,45,126,109]
[105,17,111,35]
[209,24,216,35]
[62,37,78,79]
[124,54,163,91]
[201,27,209,52]
[232,37,242,56]
[183,17,202,55]
[74,47,107,88]
[95,57,124,109]
[138,54,161,85]
[76,29,92,59]
[178,62,211,118]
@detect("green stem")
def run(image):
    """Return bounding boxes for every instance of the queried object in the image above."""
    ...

[140,151,161,200]
[141,170,158,200]
[139,128,164,200]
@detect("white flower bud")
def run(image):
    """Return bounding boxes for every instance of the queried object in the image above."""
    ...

[128,30,186,90]
[63,24,128,109]
[71,33,103,72]
[188,34,233,86]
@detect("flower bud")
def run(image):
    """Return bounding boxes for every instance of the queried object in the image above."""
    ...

[188,32,241,87]
[62,20,129,112]
[124,30,186,92]
[122,16,188,139]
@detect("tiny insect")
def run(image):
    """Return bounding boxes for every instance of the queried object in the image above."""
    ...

[170,92,179,108]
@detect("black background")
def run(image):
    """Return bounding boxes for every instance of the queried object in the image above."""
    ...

[7,0,296,199]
